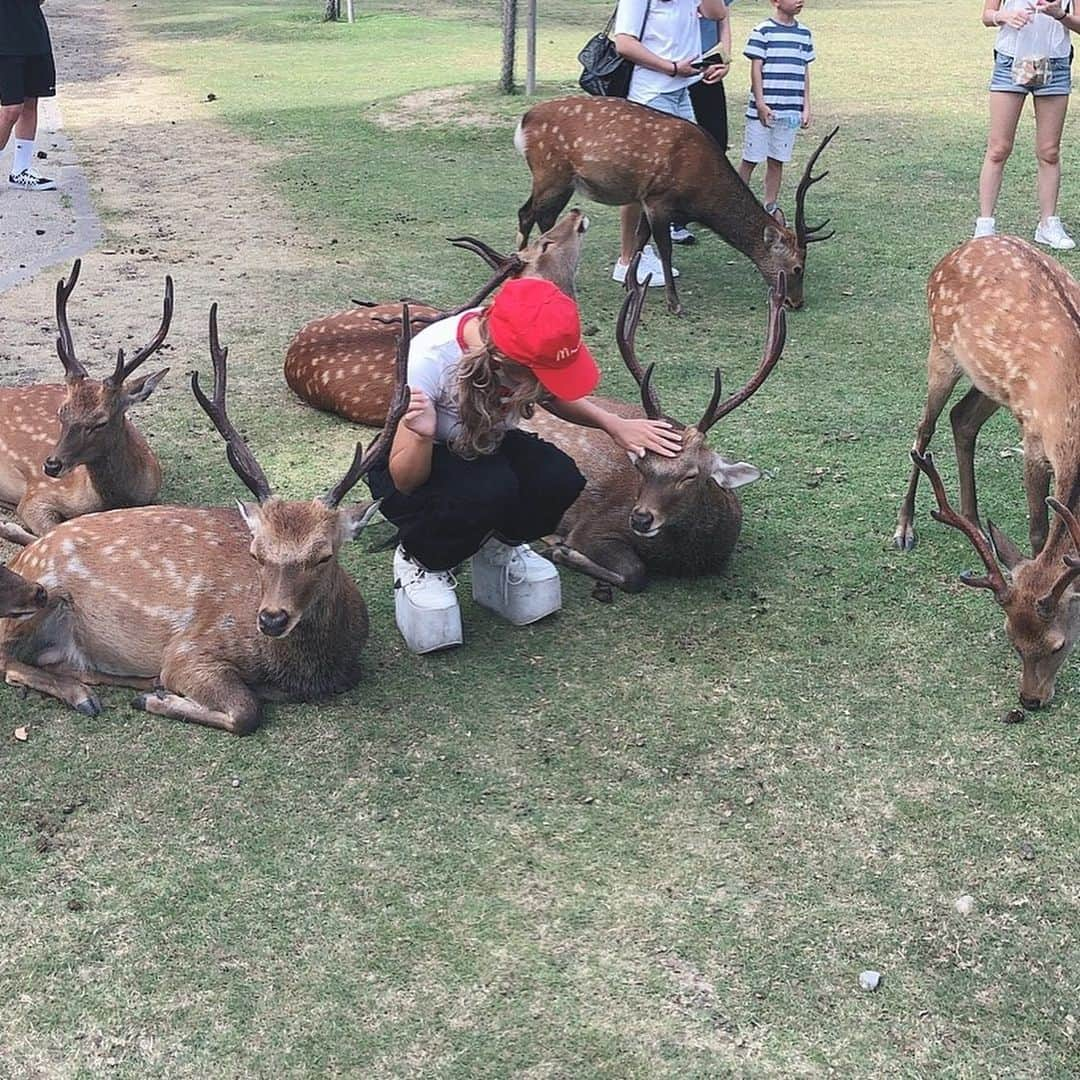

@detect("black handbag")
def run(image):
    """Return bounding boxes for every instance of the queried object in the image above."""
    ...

[578,5,649,97]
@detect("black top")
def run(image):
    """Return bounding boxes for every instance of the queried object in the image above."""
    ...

[0,0,52,57]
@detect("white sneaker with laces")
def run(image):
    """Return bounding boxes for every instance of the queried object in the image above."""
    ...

[8,169,57,192]
[393,546,463,653]
[669,224,695,245]
[973,216,996,239]
[471,537,561,625]
[1034,216,1076,250]
[611,243,679,287]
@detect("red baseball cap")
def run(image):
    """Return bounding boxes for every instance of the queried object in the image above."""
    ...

[486,278,600,400]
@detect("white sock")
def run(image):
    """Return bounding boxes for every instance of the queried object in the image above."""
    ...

[12,138,34,176]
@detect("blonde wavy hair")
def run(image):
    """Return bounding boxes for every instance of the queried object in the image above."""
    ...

[451,313,548,459]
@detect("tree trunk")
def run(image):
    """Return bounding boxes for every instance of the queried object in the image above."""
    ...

[323,0,339,21]
[500,0,517,94]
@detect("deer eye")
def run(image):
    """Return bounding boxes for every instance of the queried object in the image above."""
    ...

[91,420,109,431]
[678,472,699,488]
[1051,640,1066,655]
[315,553,334,566]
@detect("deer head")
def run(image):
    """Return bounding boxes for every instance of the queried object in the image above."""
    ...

[615,260,786,538]
[192,303,408,639]
[0,565,48,621]
[44,260,173,478]
[912,450,1080,708]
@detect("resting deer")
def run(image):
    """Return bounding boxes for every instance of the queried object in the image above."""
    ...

[0,305,409,733]
[284,210,589,425]
[514,96,837,314]
[0,259,172,537]
[524,260,786,593]
[0,565,47,621]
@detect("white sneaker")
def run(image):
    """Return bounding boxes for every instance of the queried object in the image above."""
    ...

[973,216,996,239]
[1034,216,1076,250]
[393,546,462,653]
[611,244,679,287]
[669,224,695,245]
[471,537,561,625]
[8,169,57,192]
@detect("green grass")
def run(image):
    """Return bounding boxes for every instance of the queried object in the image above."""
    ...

[2,1,1079,1077]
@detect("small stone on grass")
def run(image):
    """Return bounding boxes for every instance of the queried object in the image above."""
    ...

[954,894,976,915]
[858,970,882,992]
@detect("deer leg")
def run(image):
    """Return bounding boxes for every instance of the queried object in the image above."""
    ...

[949,387,999,528]
[3,658,101,716]
[542,539,626,588]
[645,207,682,315]
[1025,453,1052,554]
[0,520,36,546]
[135,659,261,735]
[894,351,962,551]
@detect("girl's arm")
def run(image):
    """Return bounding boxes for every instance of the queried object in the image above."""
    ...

[541,398,682,457]
[388,389,436,495]
[986,0,1036,29]
[1036,1,1078,30]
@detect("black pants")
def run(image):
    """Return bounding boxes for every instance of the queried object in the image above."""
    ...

[689,76,728,153]
[367,430,586,572]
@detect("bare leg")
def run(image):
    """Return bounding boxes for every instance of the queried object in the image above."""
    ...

[894,345,963,550]
[949,387,999,526]
[738,159,756,190]
[978,92,1025,218]
[763,158,784,207]
[1024,454,1052,554]
[4,658,101,716]
[1032,93,1069,223]
[12,98,38,141]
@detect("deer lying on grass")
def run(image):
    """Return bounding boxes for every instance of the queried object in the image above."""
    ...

[0,565,47,621]
[524,260,786,593]
[284,210,589,425]
[0,259,172,538]
[514,96,837,314]
[0,305,409,734]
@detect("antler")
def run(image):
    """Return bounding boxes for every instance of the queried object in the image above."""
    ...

[698,272,787,434]
[321,304,412,508]
[55,260,88,381]
[795,125,839,248]
[191,305,273,503]
[447,235,520,273]
[109,275,175,386]
[615,253,662,419]
[910,450,1010,596]
[1037,497,1080,614]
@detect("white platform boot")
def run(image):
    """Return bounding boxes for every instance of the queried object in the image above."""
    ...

[471,537,561,626]
[393,547,463,654]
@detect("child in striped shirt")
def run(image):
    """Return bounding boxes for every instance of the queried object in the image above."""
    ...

[736,0,815,212]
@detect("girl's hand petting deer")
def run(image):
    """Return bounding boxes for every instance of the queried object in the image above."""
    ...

[402,388,437,440]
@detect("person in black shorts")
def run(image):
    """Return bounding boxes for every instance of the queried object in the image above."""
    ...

[1,0,57,191]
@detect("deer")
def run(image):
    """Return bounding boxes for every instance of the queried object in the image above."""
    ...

[523,259,786,593]
[0,564,47,621]
[0,304,410,734]
[0,259,172,538]
[513,95,837,314]
[895,235,1080,708]
[284,209,589,425]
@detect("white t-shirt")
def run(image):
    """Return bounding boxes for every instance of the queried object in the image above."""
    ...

[408,310,519,445]
[995,0,1073,59]
[615,0,702,102]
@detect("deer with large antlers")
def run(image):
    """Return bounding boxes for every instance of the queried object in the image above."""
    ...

[897,235,1080,708]
[0,306,409,733]
[522,261,786,593]
[514,96,836,314]
[0,260,173,539]
[284,210,589,425]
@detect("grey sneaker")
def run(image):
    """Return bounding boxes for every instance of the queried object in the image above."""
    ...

[9,169,57,191]
[669,224,695,245]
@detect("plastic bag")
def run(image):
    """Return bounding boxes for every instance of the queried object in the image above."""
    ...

[1010,5,1058,87]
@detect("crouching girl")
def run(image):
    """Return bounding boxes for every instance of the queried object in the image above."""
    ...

[366,278,680,653]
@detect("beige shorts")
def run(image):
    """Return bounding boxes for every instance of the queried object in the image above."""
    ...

[741,117,798,164]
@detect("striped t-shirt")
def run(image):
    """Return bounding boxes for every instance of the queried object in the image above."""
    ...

[743,18,815,121]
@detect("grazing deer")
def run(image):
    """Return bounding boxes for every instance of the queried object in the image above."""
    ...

[0,565,47,620]
[284,210,589,425]
[911,450,1080,710]
[514,96,837,314]
[523,260,786,593]
[0,305,409,733]
[0,260,172,537]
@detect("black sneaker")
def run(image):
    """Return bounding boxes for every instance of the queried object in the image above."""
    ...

[669,224,695,245]
[9,169,57,191]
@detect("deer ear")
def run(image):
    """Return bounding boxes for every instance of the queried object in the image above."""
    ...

[121,367,169,407]
[987,519,1026,571]
[338,500,382,542]
[711,457,761,490]
[236,499,262,537]
[763,225,789,256]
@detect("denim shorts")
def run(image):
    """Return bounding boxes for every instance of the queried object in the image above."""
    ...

[990,51,1072,95]
[639,87,698,123]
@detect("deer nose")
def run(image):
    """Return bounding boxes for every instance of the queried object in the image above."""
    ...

[1019,693,1046,711]
[43,457,63,478]
[629,509,655,535]
[33,585,47,608]
[258,608,290,637]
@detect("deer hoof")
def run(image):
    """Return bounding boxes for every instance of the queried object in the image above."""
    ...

[893,524,917,551]
[590,582,614,604]
[75,695,101,717]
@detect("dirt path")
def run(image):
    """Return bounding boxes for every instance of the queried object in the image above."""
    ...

[0,0,316,390]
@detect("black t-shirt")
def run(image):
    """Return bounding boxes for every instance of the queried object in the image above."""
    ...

[0,0,52,57]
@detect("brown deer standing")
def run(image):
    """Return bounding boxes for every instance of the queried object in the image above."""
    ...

[0,304,409,733]
[524,260,786,592]
[0,260,172,538]
[896,235,1080,708]
[514,96,837,314]
[284,210,589,425]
